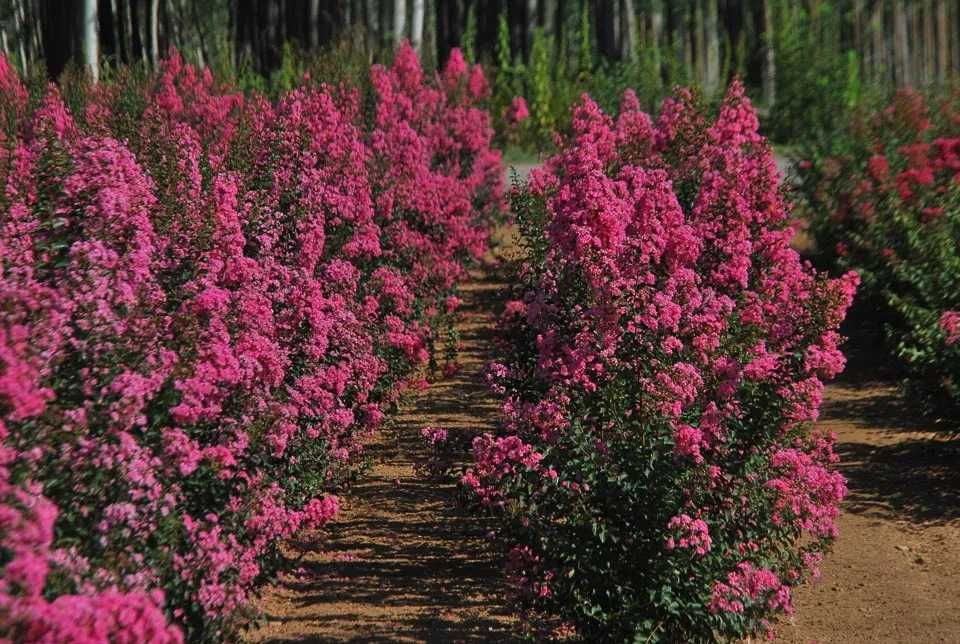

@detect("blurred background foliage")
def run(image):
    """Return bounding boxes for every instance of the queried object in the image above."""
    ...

[3,1,959,152]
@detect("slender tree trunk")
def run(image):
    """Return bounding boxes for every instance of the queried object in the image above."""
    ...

[704,0,719,93]
[914,4,923,83]
[762,0,775,107]
[411,0,424,53]
[954,0,960,80]
[853,0,863,80]
[308,0,319,48]
[13,0,28,73]
[893,0,910,86]
[937,0,949,83]
[922,0,934,84]
[872,0,885,84]
[147,0,159,66]
[621,0,636,61]
[394,0,406,44]
[693,0,705,86]
[543,0,557,39]
[650,0,663,66]
[82,0,99,80]
[676,2,691,81]
[365,0,379,52]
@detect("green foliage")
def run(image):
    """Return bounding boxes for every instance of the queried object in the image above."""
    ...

[464,4,478,64]
[766,0,860,144]
[528,28,553,139]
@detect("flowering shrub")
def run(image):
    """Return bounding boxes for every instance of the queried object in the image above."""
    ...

[0,43,502,641]
[413,427,458,481]
[463,84,857,641]
[797,88,960,406]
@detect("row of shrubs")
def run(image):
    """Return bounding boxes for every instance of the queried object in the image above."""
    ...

[463,84,858,641]
[795,88,960,409]
[0,44,503,641]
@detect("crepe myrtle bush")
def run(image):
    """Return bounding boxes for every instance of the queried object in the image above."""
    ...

[462,83,857,641]
[0,43,502,642]
[796,88,960,406]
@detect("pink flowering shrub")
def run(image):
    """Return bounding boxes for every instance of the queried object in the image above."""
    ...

[413,427,458,481]
[463,83,856,640]
[797,88,960,406]
[0,44,501,641]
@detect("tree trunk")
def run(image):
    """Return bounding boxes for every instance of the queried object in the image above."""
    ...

[147,0,159,67]
[762,0,775,107]
[411,0,424,53]
[922,0,934,84]
[621,0,636,61]
[308,0,320,48]
[872,0,885,84]
[937,0,949,83]
[693,0,705,87]
[13,0,28,73]
[650,0,663,67]
[675,1,691,82]
[893,0,910,86]
[543,0,557,39]
[954,0,960,80]
[853,0,863,80]
[365,0,379,52]
[394,0,406,45]
[83,0,99,80]
[704,0,719,93]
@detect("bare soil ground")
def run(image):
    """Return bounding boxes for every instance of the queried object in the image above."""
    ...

[779,382,960,643]
[249,161,960,642]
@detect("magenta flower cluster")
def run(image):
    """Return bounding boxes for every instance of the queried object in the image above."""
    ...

[0,43,501,641]
[463,83,857,640]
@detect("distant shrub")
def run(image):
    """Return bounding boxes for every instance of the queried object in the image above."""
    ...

[797,88,960,406]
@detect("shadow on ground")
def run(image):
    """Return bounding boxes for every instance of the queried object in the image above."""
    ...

[822,383,960,526]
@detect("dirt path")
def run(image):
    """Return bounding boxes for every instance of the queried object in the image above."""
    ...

[781,382,960,643]
[247,229,522,643]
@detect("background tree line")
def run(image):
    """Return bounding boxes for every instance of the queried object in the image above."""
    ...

[2,1,958,143]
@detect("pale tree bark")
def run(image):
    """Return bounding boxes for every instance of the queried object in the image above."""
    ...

[621,0,636,61]
[611,0,621,58]
[893,0,910,86]
[937,0,949,83]
[922,0,934,84]
[907,3,926,85]
[872,0,885,83]
[83,0,99,81]
[309,0,320,49]
[148,0,160,67]
[693,0,705,87]
[411,0,424,53]
[543,0,557,39]
[853,0,863,79]
[394,0,406,44]
[678,3,692,79]
[13,0,27,73]
[762,0,775,107]
[704,0,719,93]
[954,0,960,79]
[365,0,379,52]
[650,0,663,62]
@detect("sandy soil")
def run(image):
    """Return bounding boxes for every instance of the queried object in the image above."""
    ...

[779,382,960,643]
